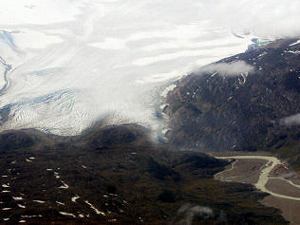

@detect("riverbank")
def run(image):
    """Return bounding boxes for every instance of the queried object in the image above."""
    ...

[212,153,300,224]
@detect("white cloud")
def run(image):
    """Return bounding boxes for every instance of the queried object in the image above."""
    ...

[200,61,254,76]
[177,204,214,225]
[281,114,300,126]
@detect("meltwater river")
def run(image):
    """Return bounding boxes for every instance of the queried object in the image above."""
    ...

[215,155,300,201]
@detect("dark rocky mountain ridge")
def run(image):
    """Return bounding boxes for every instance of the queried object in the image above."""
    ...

[166,38,300,169]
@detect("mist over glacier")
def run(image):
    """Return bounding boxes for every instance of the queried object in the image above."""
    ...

[0,0,299,135]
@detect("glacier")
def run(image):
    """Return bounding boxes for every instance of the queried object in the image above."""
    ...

[0,0,298,135]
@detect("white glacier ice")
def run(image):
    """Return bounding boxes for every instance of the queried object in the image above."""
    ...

[1,0,296,135]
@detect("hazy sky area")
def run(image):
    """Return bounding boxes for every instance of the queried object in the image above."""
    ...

[0,0,299,135]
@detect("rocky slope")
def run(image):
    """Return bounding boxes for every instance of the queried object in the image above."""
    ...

[0,124,286,224]
[166,38,300,169]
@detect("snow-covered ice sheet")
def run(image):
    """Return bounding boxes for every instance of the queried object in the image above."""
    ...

[1,0,295,135]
